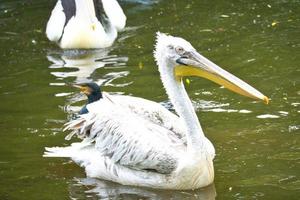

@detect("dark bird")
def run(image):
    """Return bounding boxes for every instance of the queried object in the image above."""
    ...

[74,82,103,114]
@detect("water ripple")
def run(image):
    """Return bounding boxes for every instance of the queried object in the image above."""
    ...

[256,114,280,119]
[240,174,300,191]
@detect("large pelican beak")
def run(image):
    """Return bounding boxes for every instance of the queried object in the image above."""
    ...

[175,51,269,104]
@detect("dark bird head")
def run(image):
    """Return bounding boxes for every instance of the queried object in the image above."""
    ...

[74,82,103,114]
[76,82,103,103]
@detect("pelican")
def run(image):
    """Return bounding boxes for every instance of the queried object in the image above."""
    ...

[46,0,126,49]
[44,33,269,190]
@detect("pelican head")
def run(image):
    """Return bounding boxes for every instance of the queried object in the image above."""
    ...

[74,82,103,114]
[154,32,269,104]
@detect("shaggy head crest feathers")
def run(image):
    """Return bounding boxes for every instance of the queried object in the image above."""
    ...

[154,32,195,65]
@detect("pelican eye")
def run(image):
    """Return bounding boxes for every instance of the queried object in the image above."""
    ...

[175,46,185,55]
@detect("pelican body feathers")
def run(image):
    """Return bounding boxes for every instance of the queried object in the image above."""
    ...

[44,33,268,190]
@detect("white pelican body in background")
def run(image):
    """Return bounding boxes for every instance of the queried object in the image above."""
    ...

[46,0,126,49]
[44,33,268,190]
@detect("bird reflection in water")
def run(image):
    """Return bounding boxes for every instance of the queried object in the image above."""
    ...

[69,177,216,200]
[47,48,128,84]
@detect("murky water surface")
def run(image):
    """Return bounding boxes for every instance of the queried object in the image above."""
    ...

[0,0,299,199]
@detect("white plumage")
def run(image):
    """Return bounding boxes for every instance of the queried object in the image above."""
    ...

[46,0,126,49]
[45,33,268,190]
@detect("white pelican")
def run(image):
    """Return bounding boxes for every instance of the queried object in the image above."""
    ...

[44,33,269,190]
[46,0,126,49]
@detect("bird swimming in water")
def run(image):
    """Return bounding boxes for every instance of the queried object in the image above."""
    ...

[46,0,126,49]
[44,33,269,190]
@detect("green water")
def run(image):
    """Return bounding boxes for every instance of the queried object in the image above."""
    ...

[0,0,299,199]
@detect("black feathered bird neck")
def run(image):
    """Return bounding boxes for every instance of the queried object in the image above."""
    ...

[78,82,103,114]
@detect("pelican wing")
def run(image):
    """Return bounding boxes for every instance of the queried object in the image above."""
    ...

[65,99,186,174]
[46,0,76,42]
[100,93,216,159]
[46,0,66,42]
[101,0,126,30]
[102,93,186,142]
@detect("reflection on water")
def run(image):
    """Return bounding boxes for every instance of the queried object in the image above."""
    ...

[69,177,216,200]
[48,48,128,84]
[162,99,254,114]
[47,47,130,115]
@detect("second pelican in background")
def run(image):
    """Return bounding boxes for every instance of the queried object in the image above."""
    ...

[46,0,126,49]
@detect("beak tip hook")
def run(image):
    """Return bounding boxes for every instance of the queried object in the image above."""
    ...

[263,96,270,105]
